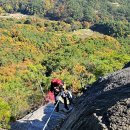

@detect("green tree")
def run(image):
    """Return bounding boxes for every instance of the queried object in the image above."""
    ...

[0,98,11,129]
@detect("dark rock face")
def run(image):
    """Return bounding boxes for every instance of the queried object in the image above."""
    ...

[60,67,130,130]
[123,61,130,69]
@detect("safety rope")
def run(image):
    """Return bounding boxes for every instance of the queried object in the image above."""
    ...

[42,100,60,130]
[39,84,44,96]
[26,83,45,120]
[39,84,47,105]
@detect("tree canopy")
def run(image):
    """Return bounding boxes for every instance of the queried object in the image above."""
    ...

[0,0,130,22]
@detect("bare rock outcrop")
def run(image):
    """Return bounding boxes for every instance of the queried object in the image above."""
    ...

[60,66,130,130]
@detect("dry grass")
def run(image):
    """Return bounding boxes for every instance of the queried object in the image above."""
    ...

[72,29,103,39]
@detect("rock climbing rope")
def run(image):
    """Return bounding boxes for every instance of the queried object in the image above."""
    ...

[42,100,60,130]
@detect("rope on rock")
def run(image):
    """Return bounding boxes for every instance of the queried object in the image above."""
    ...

[42,100,60,130]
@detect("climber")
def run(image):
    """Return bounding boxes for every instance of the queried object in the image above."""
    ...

[66,86,73,105]
[50,79,69,112]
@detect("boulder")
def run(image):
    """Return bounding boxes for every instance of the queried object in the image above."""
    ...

[60,67,130,130]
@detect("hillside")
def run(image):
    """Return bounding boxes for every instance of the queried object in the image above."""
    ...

[10,62,130,130]
[0,13,130,129]
[0,0,130,129]
[60,64,130,130]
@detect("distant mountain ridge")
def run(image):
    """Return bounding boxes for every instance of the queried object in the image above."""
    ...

[0,0,130,22]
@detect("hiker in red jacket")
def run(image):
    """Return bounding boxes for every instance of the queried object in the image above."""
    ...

[50,79,69,112]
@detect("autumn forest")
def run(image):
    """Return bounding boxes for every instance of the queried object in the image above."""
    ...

[0,0,130,129]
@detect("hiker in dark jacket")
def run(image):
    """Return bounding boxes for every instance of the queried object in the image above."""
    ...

[50,79,69,112]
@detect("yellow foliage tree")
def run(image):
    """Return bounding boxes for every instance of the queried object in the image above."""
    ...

[44,0,55,12]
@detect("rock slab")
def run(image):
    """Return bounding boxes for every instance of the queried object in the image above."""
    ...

[11,103,66,130]
[60,67,130,130]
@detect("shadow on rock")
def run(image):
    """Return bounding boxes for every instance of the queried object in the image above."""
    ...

[11,103,66,130]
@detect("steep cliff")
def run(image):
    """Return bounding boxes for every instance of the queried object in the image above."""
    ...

[60,66,130,130]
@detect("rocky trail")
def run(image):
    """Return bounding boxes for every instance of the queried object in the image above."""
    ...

[11,103,68,130]
[0,13,29,19]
